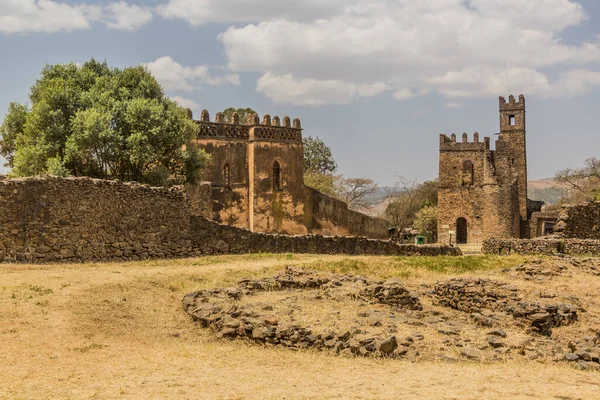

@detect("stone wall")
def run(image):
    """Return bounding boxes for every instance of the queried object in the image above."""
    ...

[190,216,460,257]
[0,176,459,263]
[304,186,389,239]
[555,202,600,239]
[0,176,192,262]
[482,238,600,256]
[185,182,213,219]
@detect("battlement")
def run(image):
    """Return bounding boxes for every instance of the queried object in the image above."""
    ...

[499,94,525,110]
[439,133,490,151]
[190,109,302,143]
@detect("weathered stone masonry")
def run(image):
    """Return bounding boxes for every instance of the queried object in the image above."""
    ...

[0,176,458,263]
[483,201,600,256]
[190,110,389,239]
[437,95,542,245]
[554,201,600,239]
[0,176,192,262]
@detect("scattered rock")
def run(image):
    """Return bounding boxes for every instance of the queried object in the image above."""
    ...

[460,348,483,361]
[376,336,398,355]
[487,336,505,348]
[487,329,507,338]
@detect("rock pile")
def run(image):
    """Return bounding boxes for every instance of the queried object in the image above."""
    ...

[183,266,419,359]
[359,279,422,310]
[509,302,578,336]
[432,278,519,313]
[504,256,600,280]
[564,330,600,369]
[432,278,578,336]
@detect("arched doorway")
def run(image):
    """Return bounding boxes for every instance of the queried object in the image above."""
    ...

[456,217,468,244]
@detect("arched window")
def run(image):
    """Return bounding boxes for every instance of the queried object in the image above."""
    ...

[462,160,474,186]
[223,163,231,188]
[273,161,281,191]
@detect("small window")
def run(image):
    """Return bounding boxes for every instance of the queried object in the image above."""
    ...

[273,161,281,191]
[223,164,231,188]
[509,115,516,125]
[462,160,474,186]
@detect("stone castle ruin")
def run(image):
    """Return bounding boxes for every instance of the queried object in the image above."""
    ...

[438,95,544,245]
[189,109,388,239]
[0,94,599,263]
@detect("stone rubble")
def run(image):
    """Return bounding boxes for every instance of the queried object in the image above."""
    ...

[431,278,578,336]
[183,266,420,359]
[183,264,596,368]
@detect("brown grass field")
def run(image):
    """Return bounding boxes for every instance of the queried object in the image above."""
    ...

[1,253,599,399]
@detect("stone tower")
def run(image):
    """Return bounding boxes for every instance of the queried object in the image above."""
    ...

[496,95,529,235]
[437,95,535,245]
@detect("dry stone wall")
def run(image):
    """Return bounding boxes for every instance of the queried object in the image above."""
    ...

[554,202,600,239]
[0,176,459,263]
[190,216,460,257]
[0,176,191,262]
[482,238,600,256]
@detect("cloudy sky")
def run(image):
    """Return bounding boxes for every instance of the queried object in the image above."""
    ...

[1,0,600,185]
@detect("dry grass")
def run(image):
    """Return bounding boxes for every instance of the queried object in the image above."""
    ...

[0,254,598,399]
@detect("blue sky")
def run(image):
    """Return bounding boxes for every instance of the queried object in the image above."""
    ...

[1,0,600,186]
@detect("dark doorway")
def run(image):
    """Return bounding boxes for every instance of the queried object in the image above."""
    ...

[456,217,468,244]
[543,221,555,236]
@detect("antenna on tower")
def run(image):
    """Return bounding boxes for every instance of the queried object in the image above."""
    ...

[503,60,512,95]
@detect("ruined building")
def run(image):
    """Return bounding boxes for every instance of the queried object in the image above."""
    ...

[188,110,388,239]
[438,95,542,245]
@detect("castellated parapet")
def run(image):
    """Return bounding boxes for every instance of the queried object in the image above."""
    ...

[437,95,540,246]
[189,109,302,143]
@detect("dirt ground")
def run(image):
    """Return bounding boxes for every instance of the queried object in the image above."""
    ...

[1,254,598,399]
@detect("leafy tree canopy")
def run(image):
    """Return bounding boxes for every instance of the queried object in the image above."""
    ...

[0,58,209,186]
[385,177,438,230]
[222,107,257,124]
[303,136,337,175]
[414,206,438,243]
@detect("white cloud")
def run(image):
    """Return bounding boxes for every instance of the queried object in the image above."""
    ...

[204,0,600,104]
[103,2,152,31]
[145,56,240,91]
[256,73,387,105]
[256,73,358,105]
[157,0,348,25]
[0,0,98,34]
[0,0,152,35]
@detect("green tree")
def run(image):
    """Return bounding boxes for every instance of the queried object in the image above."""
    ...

[414,206,438,243]
[222,107,257,124]
[302,136,339,196]
[304,171,338,197]
[303,136,337,175]
[0,58,209,185]
[385,177,438,230]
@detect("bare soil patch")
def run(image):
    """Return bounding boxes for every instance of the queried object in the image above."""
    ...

[1,254,599,399]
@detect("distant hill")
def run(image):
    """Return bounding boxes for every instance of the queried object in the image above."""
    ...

[528,178,568,205]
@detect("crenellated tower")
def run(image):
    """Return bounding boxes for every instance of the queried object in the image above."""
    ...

[437,95,534,245]
[189,109,306,234]
[496,95,528,225]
